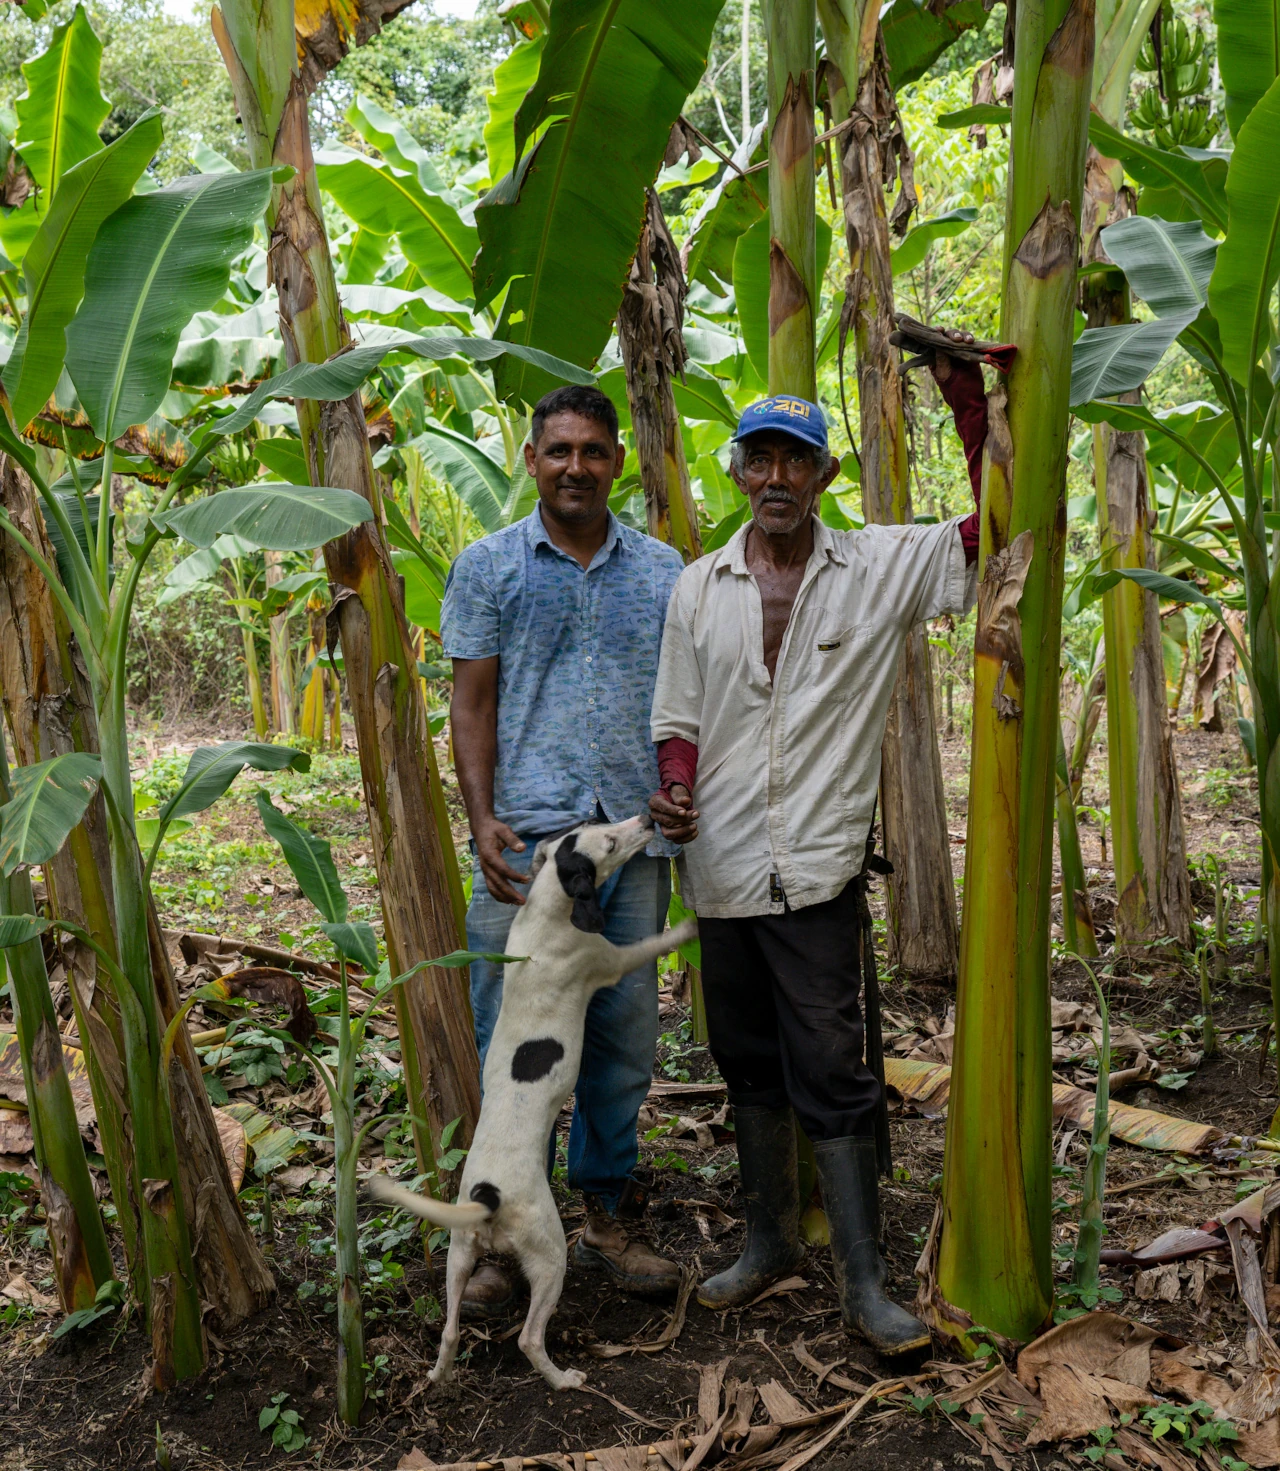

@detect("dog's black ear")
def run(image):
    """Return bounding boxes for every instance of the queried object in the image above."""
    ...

[554,833,605,933]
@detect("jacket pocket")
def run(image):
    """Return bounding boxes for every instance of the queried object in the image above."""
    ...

[809,623,868,704]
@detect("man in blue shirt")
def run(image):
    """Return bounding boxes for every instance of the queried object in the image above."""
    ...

[441,384,684,1320]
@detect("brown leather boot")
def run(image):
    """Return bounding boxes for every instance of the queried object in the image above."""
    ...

[459,1259,515,1322]
[573,1196,681,1296]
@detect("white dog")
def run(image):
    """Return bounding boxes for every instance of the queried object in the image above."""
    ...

[369,815,697,1391]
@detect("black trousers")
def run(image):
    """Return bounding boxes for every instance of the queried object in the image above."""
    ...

[698,880,879,1142]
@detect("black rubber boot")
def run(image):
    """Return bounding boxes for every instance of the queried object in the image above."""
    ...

[814,1135,931,1357]
[697,1104,806,1310]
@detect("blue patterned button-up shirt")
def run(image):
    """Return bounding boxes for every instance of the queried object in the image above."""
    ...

[441,504,683,855]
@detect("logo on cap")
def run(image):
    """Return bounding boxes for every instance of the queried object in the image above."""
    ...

[754,397,812,419]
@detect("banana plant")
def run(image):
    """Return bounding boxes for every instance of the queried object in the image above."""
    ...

[937,0,1094,1347]
[1069,62,1280,1121]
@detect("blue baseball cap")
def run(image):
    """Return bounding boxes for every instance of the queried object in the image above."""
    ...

[731,395,829,454]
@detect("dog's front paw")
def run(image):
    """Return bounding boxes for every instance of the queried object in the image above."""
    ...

[552,1368,587,1391]
[428,1365,454,1386]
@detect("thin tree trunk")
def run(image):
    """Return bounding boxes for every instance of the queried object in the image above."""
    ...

[762,0,817,397]
[214,0,480,1188]
[300,602,327,743]
[264,548,296,733]
[1083,168,1191,947]
[1056,723,1098,957]
[619,188,703,565]
[819,0,958,979]
[937,0,1094,1346]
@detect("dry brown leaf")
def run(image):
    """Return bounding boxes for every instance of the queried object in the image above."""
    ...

[697,1356,729,1433]
[2,1272,56,1310]
[1136,1264,1183,1302]
[588,1270,694,1358]
[758,1379,810,1425]
[213,1108,247,1192]
[741,1275,808,1309]
[1017,1311,1162,1392]
[1237,1418,1280,1468]
[1227,1366,1280,1425]
[721,1379,756,1440]
[1024,1363,1114,1446]
[592,1448,653,1471]
[1151,1349,1234,1412]
[395,1453,435,1471]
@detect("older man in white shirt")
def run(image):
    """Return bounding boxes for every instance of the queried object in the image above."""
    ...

[649,334,988,1357]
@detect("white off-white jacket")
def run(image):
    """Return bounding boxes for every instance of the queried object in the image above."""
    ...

[650,515,976,918]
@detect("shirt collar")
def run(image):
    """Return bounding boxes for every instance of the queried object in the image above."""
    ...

[722,514,848,574]
[526,501,623,567]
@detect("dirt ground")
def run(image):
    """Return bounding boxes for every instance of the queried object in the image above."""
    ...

[0,711,1276,1470]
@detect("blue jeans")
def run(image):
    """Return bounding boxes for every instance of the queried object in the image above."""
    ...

[467,840,669,1212]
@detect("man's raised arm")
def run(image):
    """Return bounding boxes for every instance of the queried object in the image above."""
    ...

[450,657,529,905]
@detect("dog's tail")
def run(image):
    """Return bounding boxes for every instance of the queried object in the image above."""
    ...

[367,1175,501,1227]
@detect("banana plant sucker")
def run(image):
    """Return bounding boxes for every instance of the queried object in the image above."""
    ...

[0,718,114,1313]
[762,0,818,396]
[937,0,1094,1346]
[818,0,959,980]
[1085,0,1191,948]
[212,0,482,1190]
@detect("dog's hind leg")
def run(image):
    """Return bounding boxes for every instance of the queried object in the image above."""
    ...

[431,1233,481,1384]
[518,1235,584,1392]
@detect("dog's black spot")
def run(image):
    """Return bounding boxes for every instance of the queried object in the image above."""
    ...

[554,832,605,933]
[470,1181,501,1213]
[511,1037,566,1083]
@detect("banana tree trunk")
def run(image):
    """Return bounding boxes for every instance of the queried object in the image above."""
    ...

[0,729,113,1312]
[300,603,327,743]
[213,0,480,1188]
[762,0,817,397]
[0,456,272,1354]
[936,0,1093,1346]
[1083,178,1191,948]
[618,188,703,564]
[242,623,270,739]
[819,0,958,980]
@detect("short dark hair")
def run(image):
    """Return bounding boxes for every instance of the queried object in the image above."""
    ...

[530,385,619,446]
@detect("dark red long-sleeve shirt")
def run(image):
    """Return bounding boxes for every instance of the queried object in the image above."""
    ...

[656,359,989,798]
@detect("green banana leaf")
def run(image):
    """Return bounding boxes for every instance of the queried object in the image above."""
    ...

[0,914,51,947]
[65,168,275,441]
[393,549,444,633]
[889,207,977,277]
[1069,312,1197,405]
[1088,116,1228,234]
[484,35,545,187]
[1207,75,1280,386]
[936,104,1012,129]
[882,0,989,87]
[255,789,347,925]
[475,0,722,405]
[683,123,767,295]
[413,422,510,532]
[160,742,310,828]
[253,437,309,483]
[209,332,595,441]
[156,535,256,605]
[12,3,109,200]
[733,211,833,383]
[153,484,374,552]
[0,751,102,876]
[316,149,477,303]
[321,920,380,974]
[1099,215,1218,315]
[346,96,464,201]
[3,110,162,433]
[672,361,739,428]
[1215,0,1279,138]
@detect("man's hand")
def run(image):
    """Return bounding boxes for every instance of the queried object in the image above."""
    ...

[928,327,976,385]
[474,815,529,905]
[649,784,699,844]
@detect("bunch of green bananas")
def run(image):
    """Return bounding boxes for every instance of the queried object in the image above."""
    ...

[1153,100,1215,149]
[1136,15,1211,100]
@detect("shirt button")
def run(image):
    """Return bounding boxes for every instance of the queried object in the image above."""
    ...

[590,742,598,749]
[588,697,595,705]
[585,656,592,663]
